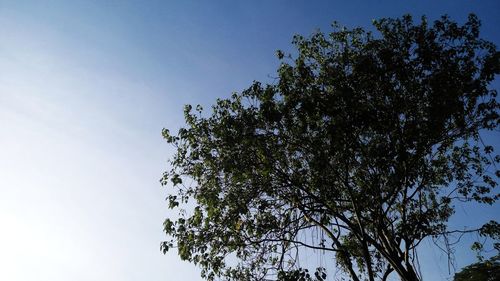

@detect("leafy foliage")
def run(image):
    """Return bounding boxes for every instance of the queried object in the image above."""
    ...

[161,14,499,281]
[454,255,500,281]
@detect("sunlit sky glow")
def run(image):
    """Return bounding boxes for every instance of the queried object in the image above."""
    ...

[1,1,499,280]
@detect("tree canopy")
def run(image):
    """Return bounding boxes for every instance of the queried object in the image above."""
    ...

[454,255,500,281]
[161,14,499,281]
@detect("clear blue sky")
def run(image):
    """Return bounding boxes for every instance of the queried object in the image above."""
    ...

[0,1,498,280]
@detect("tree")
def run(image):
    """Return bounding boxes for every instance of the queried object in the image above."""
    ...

[454,255,500,281]
[161,14,500,281]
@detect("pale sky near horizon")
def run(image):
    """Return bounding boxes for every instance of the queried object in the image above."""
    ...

[0,1,499,280]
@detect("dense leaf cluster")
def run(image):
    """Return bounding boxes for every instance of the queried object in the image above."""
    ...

[162,14,499,281]
[454,255,500,281]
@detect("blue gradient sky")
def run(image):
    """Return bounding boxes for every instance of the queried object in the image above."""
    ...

[0,1,499,280]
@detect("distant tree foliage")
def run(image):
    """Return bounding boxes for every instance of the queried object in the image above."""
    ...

[161,14,499,281]
[454,255,500,281]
